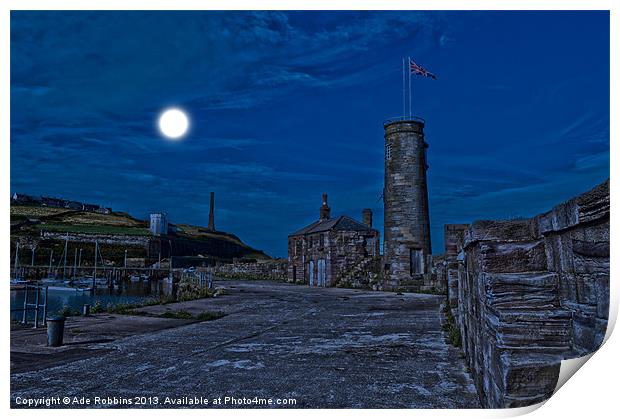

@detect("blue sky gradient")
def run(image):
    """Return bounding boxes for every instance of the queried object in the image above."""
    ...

[11,11,610,257]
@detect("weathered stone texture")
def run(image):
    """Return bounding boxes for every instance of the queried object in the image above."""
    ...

[445,224,468,257]
[443,224,468,318]
[383,120,432,290]
[215,259,288,281]
[445,179,609,408]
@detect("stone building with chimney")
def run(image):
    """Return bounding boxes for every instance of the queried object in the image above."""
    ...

[287,194,380,287]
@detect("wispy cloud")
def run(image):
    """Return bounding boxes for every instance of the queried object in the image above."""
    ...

[10,11,609,257]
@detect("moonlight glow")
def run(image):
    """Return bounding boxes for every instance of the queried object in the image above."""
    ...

[158,108,189,140]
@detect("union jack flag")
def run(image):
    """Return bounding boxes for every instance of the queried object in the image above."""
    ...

[409,58,437,79]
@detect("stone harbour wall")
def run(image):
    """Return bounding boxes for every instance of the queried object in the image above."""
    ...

[448,179,609,408]
[215,259,288,281]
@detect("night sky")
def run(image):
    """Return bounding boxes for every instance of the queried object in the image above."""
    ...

[10,11,610,257]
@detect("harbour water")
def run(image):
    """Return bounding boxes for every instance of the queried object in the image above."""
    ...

[10,280,176,322]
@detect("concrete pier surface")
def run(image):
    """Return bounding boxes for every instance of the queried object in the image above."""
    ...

[11,280,480,408]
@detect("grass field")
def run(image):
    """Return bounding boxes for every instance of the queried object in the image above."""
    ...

[58,212,146,227]
[11,204,269,259]
[41,223,150,236]
[175,224,248,246]
[11,205,149,236]
[10,206,73,218]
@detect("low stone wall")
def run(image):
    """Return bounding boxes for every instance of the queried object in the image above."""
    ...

[215,259,288,281]
[40,231,150,246]
[333,256,382,289]
[451,180,609,408]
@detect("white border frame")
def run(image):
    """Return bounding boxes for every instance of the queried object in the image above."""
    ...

[2,2,617,418]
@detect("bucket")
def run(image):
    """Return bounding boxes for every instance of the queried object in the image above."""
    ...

[46,316,66,347]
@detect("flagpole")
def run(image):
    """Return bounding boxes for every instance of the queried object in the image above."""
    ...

[408,56,412,119]
[402,58,406,118]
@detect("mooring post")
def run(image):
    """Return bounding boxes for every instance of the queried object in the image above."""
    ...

[22,285,29,325]
[42,286,48,326]
[33,286,40,329]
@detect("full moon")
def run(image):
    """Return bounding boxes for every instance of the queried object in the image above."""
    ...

[158,108,189,140]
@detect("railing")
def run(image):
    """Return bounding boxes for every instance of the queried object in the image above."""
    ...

[383,116,425,126]
[11,285,49,328]
[182,268,214,289]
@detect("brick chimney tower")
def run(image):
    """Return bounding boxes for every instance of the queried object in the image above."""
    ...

[362,208,373,228]
[207,191,215,231]
[319,193,331,220]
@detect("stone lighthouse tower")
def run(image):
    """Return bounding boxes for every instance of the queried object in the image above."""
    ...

[383,118,432,290]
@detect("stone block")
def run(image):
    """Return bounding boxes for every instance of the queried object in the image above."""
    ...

[478,241,547,273]
[595,274,610,319]
[576,179,610,223]
[557,273,578,306]
[595,318,608,349]
[581,221,610,243]
[486,308,572,349]
[572,239,610,258]
[573,242,610,275]
[543,235,560,272]
[500,352,561,400]
[572,312,597,354]
[483,272,560,310]
[465,219,538,246]
[575,274,600,305]
[550,200,579,232]
[536,212,554,235]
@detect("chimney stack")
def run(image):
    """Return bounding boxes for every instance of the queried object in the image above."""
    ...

[207,191,215,231]
[362,208,373,228]
[319,193,331,220]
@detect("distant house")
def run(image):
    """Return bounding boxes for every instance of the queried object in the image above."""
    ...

[11,193,41,205]
[65,200,83,210]
[82,203,100,212]
[150,213,169,235]
[287,194,380,287]
[41,196,65,208]
[12,192,112,214]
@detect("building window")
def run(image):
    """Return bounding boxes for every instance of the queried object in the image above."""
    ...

[385,143,392,160]
[309,236,313,248]
[410,249,423,275]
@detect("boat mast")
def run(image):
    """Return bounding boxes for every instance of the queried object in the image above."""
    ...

[93,240,98,290]
[13,242,19,280]
[73,248,78,279]
[62,235,68,280]
[48,249,53,277]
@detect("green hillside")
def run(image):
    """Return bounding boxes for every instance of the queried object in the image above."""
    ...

[10,204,270,265]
